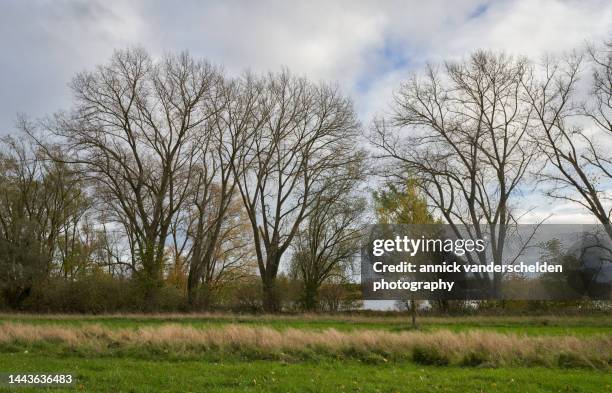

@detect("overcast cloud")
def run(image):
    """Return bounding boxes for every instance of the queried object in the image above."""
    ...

[1,0,611,222]
[2,0,611,132]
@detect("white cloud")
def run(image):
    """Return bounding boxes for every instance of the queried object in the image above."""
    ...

[0,0,610,223]
[3,0,609,130]
[0,0,143,132]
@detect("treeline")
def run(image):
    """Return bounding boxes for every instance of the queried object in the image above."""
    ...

[1,41,611,313]
[370,41,612,298]
[1,49,366,312]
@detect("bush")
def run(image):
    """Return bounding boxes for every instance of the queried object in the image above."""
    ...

[460,351,488,367]
[557,352,591,368]
[223,277,262,312]
[318,283,363,312]
[412,346,450,366]
[21,274,140,313]
[155,286,187,312]
[15,273,189,313]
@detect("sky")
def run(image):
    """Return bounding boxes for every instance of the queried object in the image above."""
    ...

[0,0,611,223]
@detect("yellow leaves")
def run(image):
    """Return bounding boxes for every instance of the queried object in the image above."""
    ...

[373,179,436,225]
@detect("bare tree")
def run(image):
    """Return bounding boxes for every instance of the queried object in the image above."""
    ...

[45,48,222,304]
[290,160,367,311]
[371,51,538,294]
[233,71,362,312]
[0,125,87,306]
[183,77,260,307]
[526,42,612,239]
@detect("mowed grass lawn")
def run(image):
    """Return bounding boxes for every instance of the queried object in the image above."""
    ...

[0,313,610,392]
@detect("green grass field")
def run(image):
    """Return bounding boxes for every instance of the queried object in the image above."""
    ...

[0,313,610,392]
[2,313,610,336]
[2,355,611,393]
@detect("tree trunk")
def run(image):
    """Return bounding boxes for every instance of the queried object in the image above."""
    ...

[137,239,165,311]
[187,272,198,307]
[198,282,213,310]
[262,275,279,313]
[410,297,417,329]
[301,282,319,312]
[139,254,163,311]
[140,278,160,312]
[493,271,502,299]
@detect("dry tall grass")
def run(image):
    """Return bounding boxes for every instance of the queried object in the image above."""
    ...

[0,322,609,368]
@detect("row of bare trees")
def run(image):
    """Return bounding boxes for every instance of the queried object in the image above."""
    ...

[372,41,611,294]
[1,48,367,312]
[1,41,609,312]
